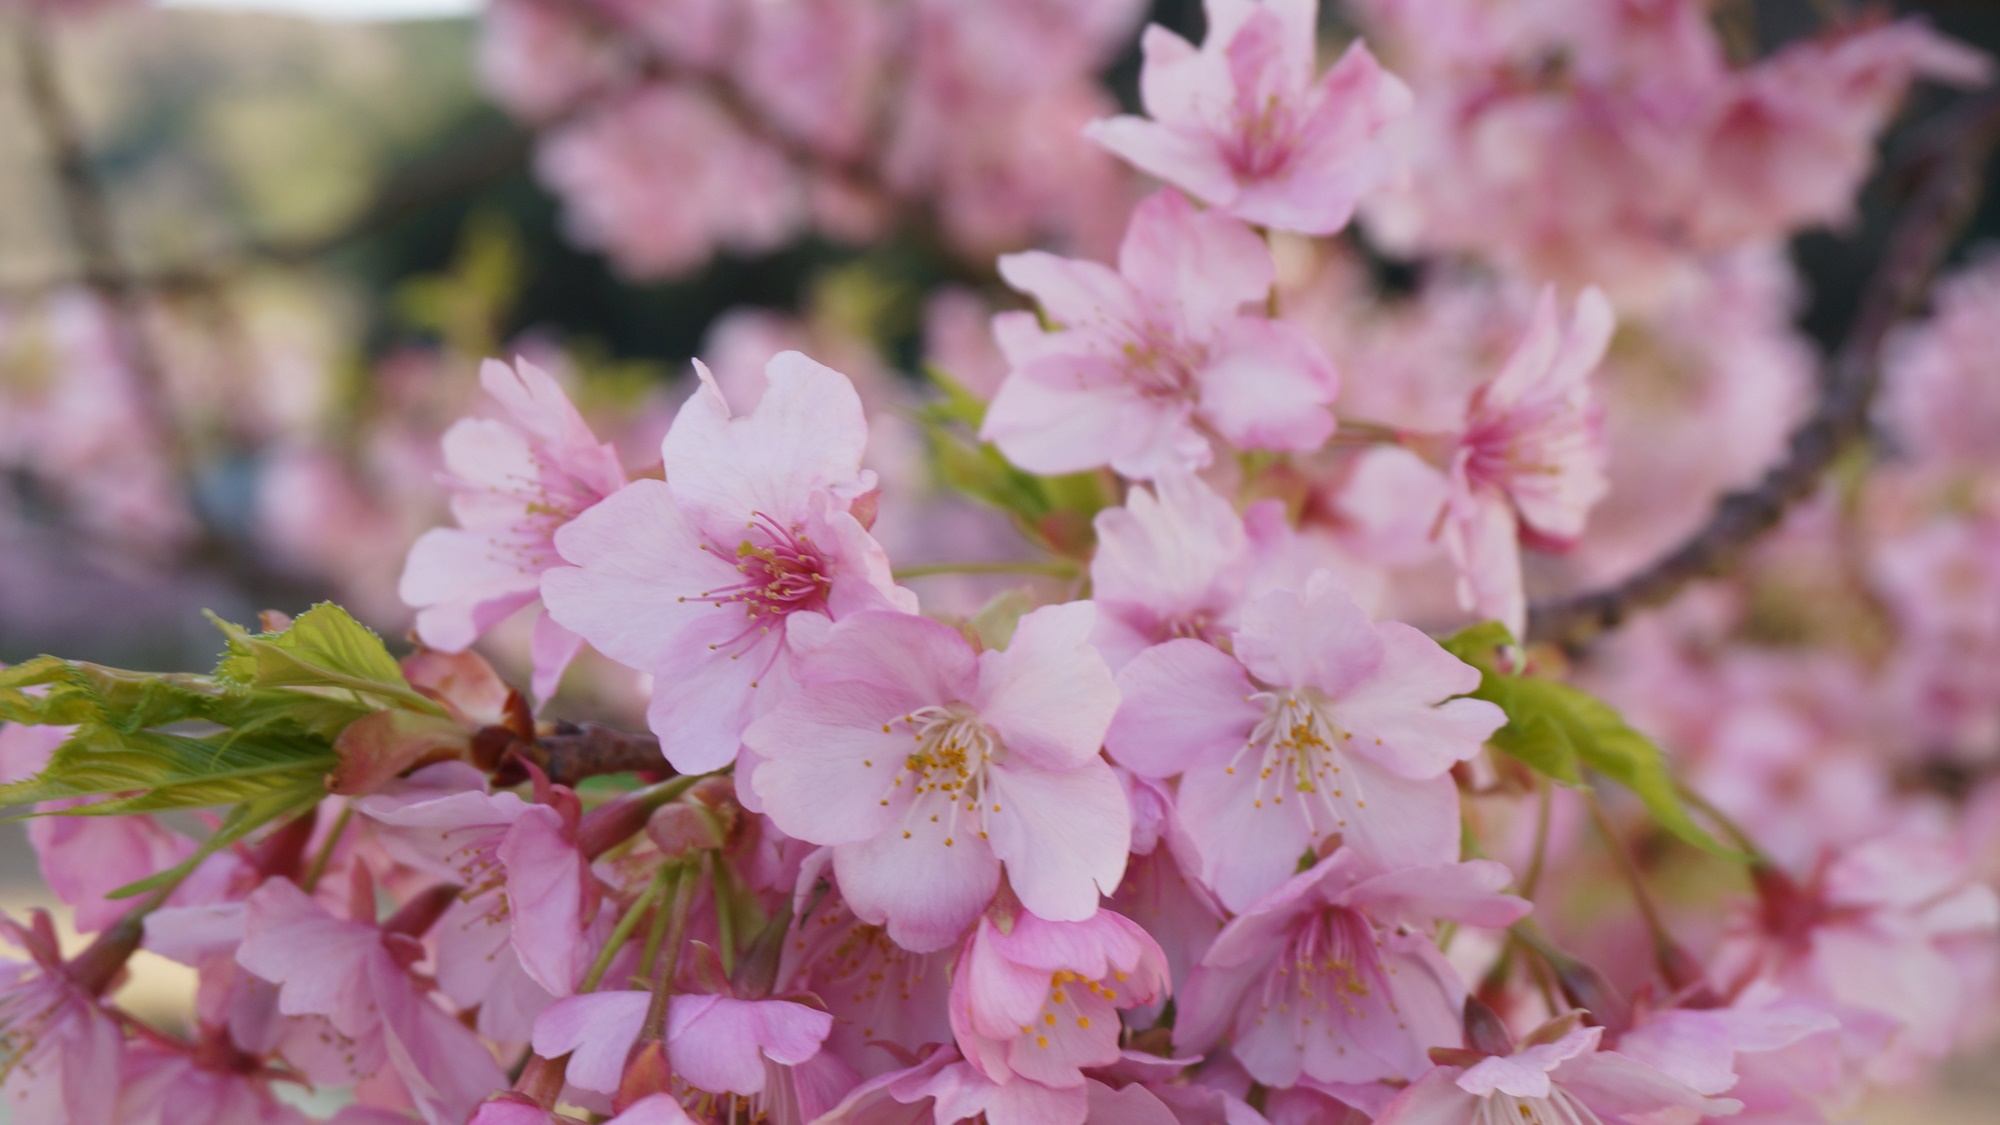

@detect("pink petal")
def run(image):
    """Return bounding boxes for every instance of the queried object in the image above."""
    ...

[985,759,1130,922]
[662,353,872,536]
[668,994,833,1096]
[1193,320,1339,452]
[1116,190,1273,338]
[543,478,729,672]
[1372,1068,1483,1125]
[1106,639,1262,779]
[1331,623,1503,780]
[528,610,587,707]
[977,602,1120,772]
[1234,572,1385,698]
[1175,762,1314,913]
[995,253,1145,333]
[401,527,542,652]
[529,990,648,1095]
[833,814,1000,954]
[498,805,590,997]
[1084,116,1238,207]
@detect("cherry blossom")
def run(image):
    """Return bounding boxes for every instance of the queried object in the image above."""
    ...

[399,358,627,703]
[981,189,1339,479]
[748,603,1128,951]
[1108,569,1504,910]
[1088,0,1412,234]
[543,351,913,774]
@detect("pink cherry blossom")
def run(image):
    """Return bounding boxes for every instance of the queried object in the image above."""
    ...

[113,1044,310,1125]
[747,603,1129,952]
[812,1042,1129,1125]
[1108,570,1504,910]
[529,989,834,1103]
[0,911,123,1125]
[1375,1020,1741,1124]
[399,358,627,703]
[1090,471,1252,670]
[1441,286,1613,637]
[1177,851,1527,1086]
[234,877,505,1125]
[543,351,913,774]
[1883,252,2000,471]
[1088,0,1413,234]
[355,762,597,1042]
[981,189,1339,479]
[949,906,1169,1090]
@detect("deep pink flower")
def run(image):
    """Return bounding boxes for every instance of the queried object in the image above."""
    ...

[399,358,626,703]
[949,907,1169,1090]
[543,351,913,774]
[812,1042,1172,1125]
[234,877,505,1125]
[1108,570,1504,910]
[1374,1020,1740,1123]
[747,604,1128,952]
[530,989,834,1103]
[1088,0,1412,234]
[1442,286,1613,637]
[1176,852,1527,1086]
[356,762,598,1042]
[981,189,1339,479]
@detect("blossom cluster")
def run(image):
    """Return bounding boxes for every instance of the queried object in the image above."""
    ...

[3,2,2000,1125]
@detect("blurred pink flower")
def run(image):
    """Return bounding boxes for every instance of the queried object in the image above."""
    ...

[530,989,834,1102]
[1089,0,1412,234]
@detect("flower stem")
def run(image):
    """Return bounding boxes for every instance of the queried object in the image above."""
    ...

[581,864,674,994]
[299,805,353,895]
[1519,777,1554,901]
[1582,787,1677,969]
[642,864,698,1046]
[891,559,1079,580]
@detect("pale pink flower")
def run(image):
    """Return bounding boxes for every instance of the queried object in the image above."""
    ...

[813,1042,1153,1125]
[477,0,621,121]
[1441,286,1613,637]
[114,1045,310,1125]
[736,0,892,162]
[1611,981,1840,1111]
[775,850,955,1080]
[1883,252,2000,470]
[466,1093,699,1125]
[537,83,802,280]
[1711,829,2000,1082]
[1177,852,1527,1086]
[400,358,626,703]
[1374,1019,1740,1124]
[1090,471,1252,669]
[234,878,505,1125]
[0,912,123,1125]
[543,351,913,775]
[981,189,1339,479]
[747,603,1128,952]
[530,989,834,1103]
[1107,570,1504,911]
[1088,0,1412,234]
[949,907,1169,1090]
[355,762,597,1042]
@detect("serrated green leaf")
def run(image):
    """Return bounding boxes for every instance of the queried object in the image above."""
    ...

[210,603,440,717]
[0,722,337,813]
[1441,621,1738,859]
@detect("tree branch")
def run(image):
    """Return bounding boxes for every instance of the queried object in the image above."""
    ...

[522,722,670,787]
[1527,86,2000,648]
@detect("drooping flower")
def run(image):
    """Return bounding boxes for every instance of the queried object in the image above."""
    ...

[542,351,914,774]
[748,603,1129,952]
[233,876,505,1125]
[399,358,627,703]
[355,762,598,1042]
[1086,0,1412,234]
[530,989,835,1104]
[949,906,1169,1090]
[812,1042,1171,1125]
[1108,570,1504,911]
[1176,851,1527,1086]
[981,189,1339,479]
[1441,286,1613,638]
[1373,1018,1741,1124]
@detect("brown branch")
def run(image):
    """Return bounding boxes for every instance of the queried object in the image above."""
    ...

[1527,85,2000,648]
[505,721,670,787]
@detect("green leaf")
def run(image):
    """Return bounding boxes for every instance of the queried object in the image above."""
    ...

[210,603,440,717]
[1440,622,1739,859]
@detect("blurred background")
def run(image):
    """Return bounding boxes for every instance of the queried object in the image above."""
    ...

[1,1,1998,1119]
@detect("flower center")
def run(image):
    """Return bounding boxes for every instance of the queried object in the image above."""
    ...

[692,512,833,620]
[1263,906,1383,1022]
[1226,90,1302,180]
[1472,1089,1607,1125]
[1016,968,1124,1051]
[881,704,1003,848]
[1116,329,1204,401]
[1233,690,1370,841]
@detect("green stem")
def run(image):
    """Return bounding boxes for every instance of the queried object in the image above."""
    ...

[581,865,674,994]
[892,559,1079,580]
[1675,780,1770,865]
[708,850,736,978]
[637,864,684,985]
[1582,787,1676,964]
[642,865,698,1045]
[299,805,353,895]
[1519,777,1554,901]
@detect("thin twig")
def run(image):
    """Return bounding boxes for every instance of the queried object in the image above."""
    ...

[534,721,670,785]
[1528,86,2000,648]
